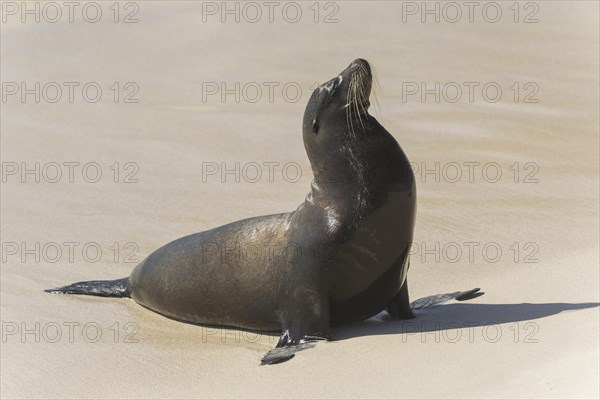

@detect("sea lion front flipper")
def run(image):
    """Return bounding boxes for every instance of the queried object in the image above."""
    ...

[410,288,484,310]
[260,325,328,365]
[260,341,315,365]
[387,278,415,320]
[455,288,484,301]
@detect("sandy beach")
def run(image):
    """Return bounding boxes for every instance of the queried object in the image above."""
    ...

[1,1,598,398]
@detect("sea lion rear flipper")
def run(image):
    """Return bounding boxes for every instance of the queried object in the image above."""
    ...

[44,278,130,298]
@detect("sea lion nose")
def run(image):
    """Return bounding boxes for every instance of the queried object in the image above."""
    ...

[350,58,373,76]
[351,58,371,73]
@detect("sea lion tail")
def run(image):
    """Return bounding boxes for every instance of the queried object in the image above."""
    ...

[44,278,130,298]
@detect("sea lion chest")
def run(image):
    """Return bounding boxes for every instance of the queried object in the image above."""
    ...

[328,186,416,305]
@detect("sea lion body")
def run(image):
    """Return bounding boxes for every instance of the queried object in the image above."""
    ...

[47,59,419,363]
[128,123,416,329]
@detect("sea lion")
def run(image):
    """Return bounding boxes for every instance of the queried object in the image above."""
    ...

[46,59,482,364]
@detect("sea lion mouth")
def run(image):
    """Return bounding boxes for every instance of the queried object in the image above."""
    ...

[346,58,373,135]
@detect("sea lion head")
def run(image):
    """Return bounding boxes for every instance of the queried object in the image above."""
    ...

[303,58,372,141]
[302,59,375,185]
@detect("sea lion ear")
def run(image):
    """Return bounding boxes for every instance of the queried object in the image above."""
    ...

[312,119,319,135]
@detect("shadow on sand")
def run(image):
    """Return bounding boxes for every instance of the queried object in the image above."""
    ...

[333,301,600,340]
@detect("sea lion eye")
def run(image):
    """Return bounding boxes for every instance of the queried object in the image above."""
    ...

[321,75,341,95]
[312,120,319,135]
[329,77,341,94]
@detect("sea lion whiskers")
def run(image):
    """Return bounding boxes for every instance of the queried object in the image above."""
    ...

[345,61,372,137]
[370,65,382,119]
[348,68,363,137]
[346,73,355,138]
